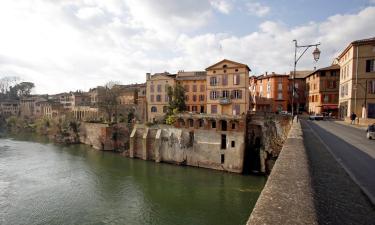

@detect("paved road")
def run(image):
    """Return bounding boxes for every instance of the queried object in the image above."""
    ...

[301,119,375,224]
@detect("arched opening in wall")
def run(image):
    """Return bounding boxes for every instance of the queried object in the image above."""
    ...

[177,118,185,127]
[220,120,227,131]
[243,125,262,174]
[188,119,194,128]
[211,120,216,129]
[198,119,204,128]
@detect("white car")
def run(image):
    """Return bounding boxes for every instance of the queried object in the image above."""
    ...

[309,114,324,120]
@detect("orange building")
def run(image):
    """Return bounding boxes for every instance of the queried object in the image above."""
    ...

[205,59,250,115]
[306,64,340,115]
[288,71,312,113]
[250,73,289,112]
[176,71,207,113]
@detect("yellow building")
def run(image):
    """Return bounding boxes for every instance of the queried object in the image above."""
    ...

[146,72,176,122]
[176,71,207,113]
[205,59,250,115]
[338,37,375,123]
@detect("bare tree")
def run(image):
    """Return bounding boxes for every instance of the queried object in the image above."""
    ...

[0,76,20,96]
[97,81,122,123]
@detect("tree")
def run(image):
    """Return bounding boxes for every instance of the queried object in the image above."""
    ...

[97,81,122,123]
[165,84,186,125]
[167,84,186,114]
[0,76,20,98]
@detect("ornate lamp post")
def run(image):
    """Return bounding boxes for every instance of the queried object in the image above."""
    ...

[292,40,321,116]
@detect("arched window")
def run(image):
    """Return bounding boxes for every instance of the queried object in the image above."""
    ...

[151,106,157,112]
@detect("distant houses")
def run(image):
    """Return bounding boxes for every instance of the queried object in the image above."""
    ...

[1,37,374,126]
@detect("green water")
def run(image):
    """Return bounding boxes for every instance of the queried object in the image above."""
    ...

[0,135,266,225]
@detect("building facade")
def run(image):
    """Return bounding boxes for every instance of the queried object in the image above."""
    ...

[250,73,289,112]
[288,70,311,113]
[338,37,375,122]
[176,71,207,113]
[146,72,176,122]
[306,65,340,115]
[0,100,19,116]
[205,59,250,116]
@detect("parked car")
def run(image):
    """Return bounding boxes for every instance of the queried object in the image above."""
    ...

[309,114,324,120]
[366,124,375,140]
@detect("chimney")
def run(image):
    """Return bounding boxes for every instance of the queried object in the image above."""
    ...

[146,73,151,80]
[265,72,268,76]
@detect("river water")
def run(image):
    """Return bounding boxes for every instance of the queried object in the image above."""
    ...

[0,135,266,225]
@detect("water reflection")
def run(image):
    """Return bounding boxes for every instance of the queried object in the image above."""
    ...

[0,135,266,225]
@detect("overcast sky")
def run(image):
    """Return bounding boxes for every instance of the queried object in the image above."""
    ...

[1,0,375,94]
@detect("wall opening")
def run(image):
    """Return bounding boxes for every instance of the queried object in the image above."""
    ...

[221,134,227,149]
[221,154,225,164]
[231,140,235,148]
[211,121,216,129]
[221,120,227,131]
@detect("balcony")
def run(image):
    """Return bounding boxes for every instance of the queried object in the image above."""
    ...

[219,97,231,105]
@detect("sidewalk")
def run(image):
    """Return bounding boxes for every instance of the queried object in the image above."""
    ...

[333,120,368,131]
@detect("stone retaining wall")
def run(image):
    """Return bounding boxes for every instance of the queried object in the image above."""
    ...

[247,119,317,225]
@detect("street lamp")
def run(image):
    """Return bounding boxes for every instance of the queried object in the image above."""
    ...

[292,40,321,117]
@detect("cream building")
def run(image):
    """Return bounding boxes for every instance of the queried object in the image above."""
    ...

[146,72,176,122]
[338,37,375,122]
[205,59,250,115]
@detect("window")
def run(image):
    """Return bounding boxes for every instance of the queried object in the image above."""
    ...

[222,90,229,98]
[193,85,197,92]
[163,106,168,113]
[221,154,225,164]
[184,85,189,92]
[366,59,375,72]
[199,95,205,101]
[165,84,169,92]
[233,74,240,85]
[199,119,204,127]
[210,77,218,86]
[185,95,189,101]
[221,134,226,149]
[151,106,157,112]
[321,71,326,77]
[267,82,271,93]
[211,120,216,128]
[211,105,217,114]
[193,95,197,102]
[165,95,169,102]
[200,85,205,92]
[233,104,240,115]
[210,91,218,100]
[150,95,154,102]
[231,123,236,129]
[278,83,282,91]
[222,74,228,86]
[192,106,198,112]
[157,84,162,92]
[295,83,299,89]
[369,80,375,94]
[233,90,242,99]
[324,95,329,103]
[186,106,190,111]
[156,95,161,102]
[231,141,235,147]
[278,93,283,100]
[150,85,154,93]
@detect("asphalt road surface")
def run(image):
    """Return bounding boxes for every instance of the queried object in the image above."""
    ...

[301,119,375,224]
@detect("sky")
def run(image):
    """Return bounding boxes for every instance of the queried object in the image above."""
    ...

[0,0,375,94]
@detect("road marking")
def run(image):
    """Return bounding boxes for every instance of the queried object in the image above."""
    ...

[303,120,375,206]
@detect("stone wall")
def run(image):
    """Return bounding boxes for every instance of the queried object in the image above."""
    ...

[129,124,246,173]
[79,122,110,150]
[247,119,317,225]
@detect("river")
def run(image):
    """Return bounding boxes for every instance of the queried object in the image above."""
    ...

[0,135,266,225]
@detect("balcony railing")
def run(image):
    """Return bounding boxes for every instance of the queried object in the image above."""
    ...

[219,97,231,104]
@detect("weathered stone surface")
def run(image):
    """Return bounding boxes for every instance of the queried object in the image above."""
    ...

[247,119,317,225]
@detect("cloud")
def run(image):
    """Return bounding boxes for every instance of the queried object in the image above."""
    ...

[210,0,233,14]
[246,1,270,17]
[0,0,374,94]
